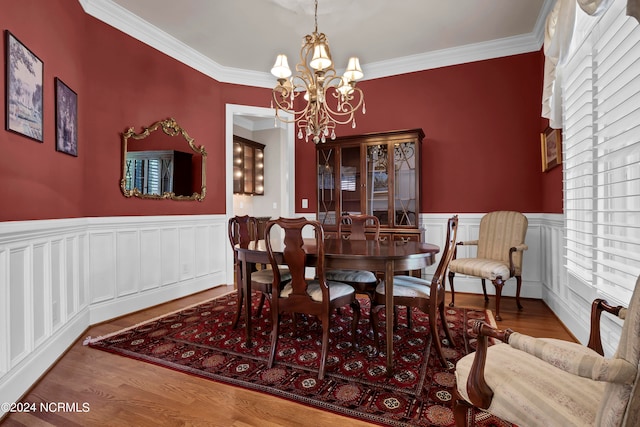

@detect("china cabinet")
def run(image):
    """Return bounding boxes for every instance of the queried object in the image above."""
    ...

[233,135,265,195]
[316,129,424,241]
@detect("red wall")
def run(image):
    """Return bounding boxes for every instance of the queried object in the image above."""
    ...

[296,52,558,213]
[1,1,562,222]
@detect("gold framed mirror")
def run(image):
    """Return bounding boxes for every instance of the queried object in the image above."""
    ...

[120,118,207,201]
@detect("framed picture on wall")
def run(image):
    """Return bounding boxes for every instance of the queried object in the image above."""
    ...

[55,78,78,156]
[5,30,44,142]
[541,126,562,172]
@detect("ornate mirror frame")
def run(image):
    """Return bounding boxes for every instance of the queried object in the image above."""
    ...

[120,118,207,201]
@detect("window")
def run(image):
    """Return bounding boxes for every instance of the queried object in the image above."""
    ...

[562,0,640,303]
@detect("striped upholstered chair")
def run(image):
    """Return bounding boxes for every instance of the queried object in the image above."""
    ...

[447,211,528,320]
[453,274,640,427]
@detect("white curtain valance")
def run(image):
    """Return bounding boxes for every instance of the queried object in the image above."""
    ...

[577,0,614,15]
[541,0,639,128]
[542,0,576,128]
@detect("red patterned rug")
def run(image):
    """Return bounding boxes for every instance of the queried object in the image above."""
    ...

[88,291,510,427]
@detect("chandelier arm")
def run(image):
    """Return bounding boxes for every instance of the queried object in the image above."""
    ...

[320,88,365,123]
[270,0,365,143]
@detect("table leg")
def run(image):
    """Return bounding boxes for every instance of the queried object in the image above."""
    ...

[242,259,254,348]
[385,260,394,377]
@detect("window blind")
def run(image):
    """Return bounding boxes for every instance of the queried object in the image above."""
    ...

[563,27,594,284]
[562,0,640,302]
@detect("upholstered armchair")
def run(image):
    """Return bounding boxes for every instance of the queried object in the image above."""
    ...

[454,274,640,427]
[447,211,528,320]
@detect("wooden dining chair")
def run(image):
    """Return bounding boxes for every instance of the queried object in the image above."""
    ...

[228,215,290,329]
[265,217,360,379]
[371,215,458,367]
[325,214,380,302]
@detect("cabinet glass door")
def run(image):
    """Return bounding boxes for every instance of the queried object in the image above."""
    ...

[340,145,361,216]
[393,141,417,226]
[366,144,390,226]
[317,147,337,225]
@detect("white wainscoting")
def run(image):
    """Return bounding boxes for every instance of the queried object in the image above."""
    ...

[420,213,621,355]
[0,215,229,415]
[420,213,545,299]
[0,211,621,414]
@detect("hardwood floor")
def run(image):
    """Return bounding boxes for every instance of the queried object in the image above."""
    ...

[2,286,575,427]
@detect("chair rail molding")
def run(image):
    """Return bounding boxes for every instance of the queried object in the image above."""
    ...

[0,214,229,416]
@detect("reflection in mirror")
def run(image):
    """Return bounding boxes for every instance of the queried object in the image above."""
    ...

[120,118,207,201]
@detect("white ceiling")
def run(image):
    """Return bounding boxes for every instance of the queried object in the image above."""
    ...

[80,0,553,88]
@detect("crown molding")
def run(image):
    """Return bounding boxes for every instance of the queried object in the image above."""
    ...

[80,0,549,87]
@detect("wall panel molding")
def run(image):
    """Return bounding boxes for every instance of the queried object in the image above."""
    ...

[420,213,546,299]
[0,215,228,416]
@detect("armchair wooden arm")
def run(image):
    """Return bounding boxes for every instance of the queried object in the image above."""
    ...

[587,298,624,355]
[465,298,626,410]
[465,321,514,409]
[507,244,528,276]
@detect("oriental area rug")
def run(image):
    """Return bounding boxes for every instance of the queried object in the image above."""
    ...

[88,291,510,427]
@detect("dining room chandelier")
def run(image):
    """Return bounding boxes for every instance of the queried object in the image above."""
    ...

[270,0,365,144]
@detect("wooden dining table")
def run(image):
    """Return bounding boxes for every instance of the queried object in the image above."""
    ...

[235,237,439,375]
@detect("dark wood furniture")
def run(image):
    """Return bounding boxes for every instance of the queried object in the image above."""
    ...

[228,215,290,329]
[234,236,439,375]
[265,217,360,379]
[371,216,458,367]
[317,129,424,242]
[325,214,380,302]
[454,286,639,427]
[233,135,265,195]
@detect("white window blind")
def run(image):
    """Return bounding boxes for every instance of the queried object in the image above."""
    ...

[563,36,594,283]
[562,0,640,302]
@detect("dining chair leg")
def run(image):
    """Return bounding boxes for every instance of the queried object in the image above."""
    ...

[448,271,456,307]
[350,300,361,349]
[429,302,448,368]
[439,301,455,347]
[318,315,330,380]
[492,277,505,321]
[370,304,382,352]
[232,287,244,329]
[268,312,281,369]
[515,275,524,311]
[481,279,489,303]
[255,292,267,317]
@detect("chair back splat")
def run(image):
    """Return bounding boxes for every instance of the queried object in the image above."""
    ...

[265,217,360,379]
[326,214,381,303]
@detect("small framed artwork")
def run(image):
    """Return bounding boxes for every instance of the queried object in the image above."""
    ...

[541,126,562,172]
[55,78,78,156]
[5,30,44,142]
